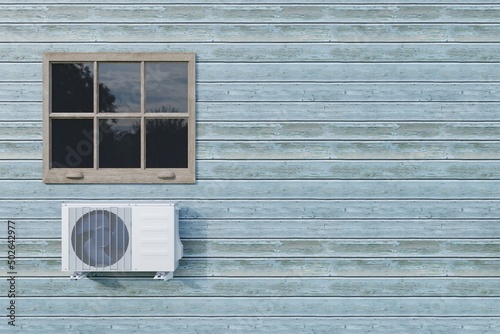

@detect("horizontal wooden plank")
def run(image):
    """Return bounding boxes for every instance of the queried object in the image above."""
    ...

[199,122,500,140]
[5,258,500,277]
[200,63,500,82]
[7,317,500,334]
[197,141,500,160]
[0,122,40,140]
[0,83,40,102]
[2,43,500,63]
[2,0,497,3]
[185,239,500,258]
[4,160,500,181]
[13,277,500,297]
[2,199,500,220]
[179,199,500,219]
[2,180,500,200]
[0,161,40,179]
[4,141,500,161]
[2,5,500,24]
[6,42,500,64]
[8,239,500,258]
[180,219,500,239]
[0,102,40,121]
[4,297,500,317]
[2,24,500,43]
[6,63,500,83]
[2,219,500,239]
[199,83,500,102]
[0,63,39,82]
[5,82,500,103]
[5,122,500,141]
[197,160,500,180]
[197,102,500,122]
[199,141,500,160]
[0,141,41,159]
[3,102,500,122]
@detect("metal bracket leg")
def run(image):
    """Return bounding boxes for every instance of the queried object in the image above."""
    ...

[154,272,173,281]
[70,272,89,280]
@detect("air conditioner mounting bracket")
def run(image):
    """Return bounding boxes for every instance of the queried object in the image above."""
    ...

[70,272,89,280]
[154,272,174,281]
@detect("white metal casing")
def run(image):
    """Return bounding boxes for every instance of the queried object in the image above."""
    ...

[62,202,183,274]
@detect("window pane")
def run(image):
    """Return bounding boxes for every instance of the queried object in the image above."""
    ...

[51,63,94,113]
[99,118,140,168]
[146,119,188,168]
[51,119,93,168]
[98,63,141,113]
[145,62,188,113]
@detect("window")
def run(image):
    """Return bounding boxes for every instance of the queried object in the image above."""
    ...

[43,52,196,183]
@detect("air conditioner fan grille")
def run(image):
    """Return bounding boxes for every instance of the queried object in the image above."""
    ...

[71,209,129,267]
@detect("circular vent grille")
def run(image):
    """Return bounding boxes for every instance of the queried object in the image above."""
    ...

[71,210,129,267]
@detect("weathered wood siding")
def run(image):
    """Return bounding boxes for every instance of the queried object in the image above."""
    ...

[1,1,500,332]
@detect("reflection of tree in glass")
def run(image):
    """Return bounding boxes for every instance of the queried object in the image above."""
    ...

[99,119,141,168]
[99,84,116,113]
[146,105,181,113]
[52,63,94,112]
[99,118,188,169]
[51,63,116,168]
[52,63,117,113]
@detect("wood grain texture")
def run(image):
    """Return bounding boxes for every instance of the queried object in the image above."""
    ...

[6,238,500,258]
[12,277,500,297]
[198,83,500,102]
[1,5,500,24]
[2,200,500,220]
[4,258,500,277]
[4,160,500,180]
[2,24,500,43]
[3,43,500,63]
[2,219,499,239]
[198,141,500,160]
[4,297,500,317]
[3,180,500,200]
[4,39,500,63]
[7,317,500,334]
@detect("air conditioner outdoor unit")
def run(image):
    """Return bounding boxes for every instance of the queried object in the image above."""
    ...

[61,202,183,281]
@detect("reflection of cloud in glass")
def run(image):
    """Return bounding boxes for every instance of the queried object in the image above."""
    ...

[99,63,141,113]
[146,62,188,113]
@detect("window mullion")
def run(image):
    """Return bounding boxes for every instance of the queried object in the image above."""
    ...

[94,61,99,170]
[141,61,146,170]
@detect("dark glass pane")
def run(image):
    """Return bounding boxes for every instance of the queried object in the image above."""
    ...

[98,63,140,113]
[145,62,188,113]
[99,118,140,168]
[51,63,94,113]
[51,119,93,168]
[146,119,188,168]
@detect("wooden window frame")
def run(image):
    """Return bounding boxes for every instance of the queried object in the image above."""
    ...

[43,52,196,184]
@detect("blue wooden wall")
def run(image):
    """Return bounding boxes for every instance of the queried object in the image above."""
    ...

[1,1,500,332]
